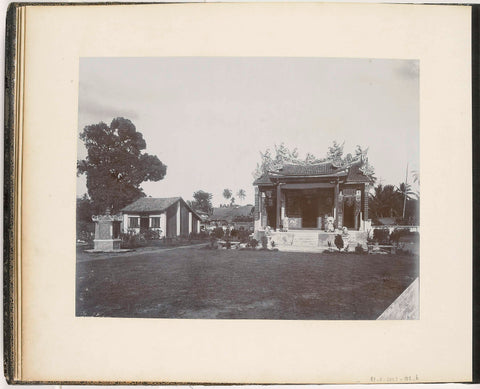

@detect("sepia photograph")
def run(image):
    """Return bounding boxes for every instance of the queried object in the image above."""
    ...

[76,57,419,320]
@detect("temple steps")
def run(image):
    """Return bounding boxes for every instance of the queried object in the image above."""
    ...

[270,230,368,253]
[292,233,319,247]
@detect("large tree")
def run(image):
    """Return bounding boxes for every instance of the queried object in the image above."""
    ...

[76,194,95,239]
[188,190,213,214]
[77,117,167,214]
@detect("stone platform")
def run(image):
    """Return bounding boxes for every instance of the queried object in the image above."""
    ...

[268,229,368,253]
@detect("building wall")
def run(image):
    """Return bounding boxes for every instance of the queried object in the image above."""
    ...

[123,213,141,234]
[122,199,202,238]
[180,202,190,236]
[166,203,178,238]
[122,213,166,237]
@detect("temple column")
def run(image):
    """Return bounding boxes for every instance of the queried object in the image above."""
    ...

[254,186,261,231]
[364,183,369,220]
[276,184,282,230]
[337,191,344,229]
[354,189,361,230]
[334,180,339,226]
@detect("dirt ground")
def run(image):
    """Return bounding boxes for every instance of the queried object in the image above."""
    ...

[76,247,418,320]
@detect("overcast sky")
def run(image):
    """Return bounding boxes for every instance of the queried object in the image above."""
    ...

[77,57,419,206]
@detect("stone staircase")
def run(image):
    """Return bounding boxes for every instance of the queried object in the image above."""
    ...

[293,232,319,247]
[270,230,367,253]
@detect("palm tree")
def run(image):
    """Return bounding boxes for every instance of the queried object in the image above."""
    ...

[369,184,402,219]
[396,182,415,219]
[237,189,246,203]
[223,188,232,204]
[412,170,420,185]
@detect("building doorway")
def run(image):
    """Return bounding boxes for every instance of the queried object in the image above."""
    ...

[301,198,318,228]
[343,202,355,229]
[140,217,149,232]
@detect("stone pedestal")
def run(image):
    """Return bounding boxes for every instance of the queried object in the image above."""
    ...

[92,212,123,252]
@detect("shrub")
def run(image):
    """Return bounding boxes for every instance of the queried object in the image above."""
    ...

[143,229,160,241]
[247,238,259,248]
[189,231,209,241]
[236,229,251,243]
[212,227,224,239]
[209,235,218,249]
[355,243,365,254]
[390,229,419,244]
[373,228,390,245]
[76,220,95,242]
[261,235,269,249]
[334,234,344,250]
[120,232,146,249]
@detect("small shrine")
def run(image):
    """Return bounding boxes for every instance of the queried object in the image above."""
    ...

[91,208,123,252]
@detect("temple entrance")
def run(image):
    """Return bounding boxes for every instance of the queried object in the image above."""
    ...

[301,198,318,228]
[266,205,277,229]
[343,202,355,229]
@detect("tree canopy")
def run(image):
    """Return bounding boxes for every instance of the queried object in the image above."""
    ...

[223,189,233,201]
[237,189,246,203]
[253,141,375,180]
[188,190,213,214]
[369,183,419,224]
[77,117,167,214]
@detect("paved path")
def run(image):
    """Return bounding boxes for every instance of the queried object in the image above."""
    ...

[76,243,208,263]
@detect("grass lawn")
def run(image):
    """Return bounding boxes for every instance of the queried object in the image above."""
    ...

[76,247,418,320]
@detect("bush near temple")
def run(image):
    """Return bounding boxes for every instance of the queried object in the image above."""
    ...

[372,228,391,245]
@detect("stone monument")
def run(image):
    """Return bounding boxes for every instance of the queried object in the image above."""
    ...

[91,208,123,252]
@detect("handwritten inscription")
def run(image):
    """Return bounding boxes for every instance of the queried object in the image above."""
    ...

[370,375,419,383]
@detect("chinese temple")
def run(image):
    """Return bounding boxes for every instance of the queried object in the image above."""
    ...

[253,159,373,233]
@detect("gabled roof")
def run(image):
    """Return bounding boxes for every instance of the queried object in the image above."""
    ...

[210,205,254,222]
[122,196,202,219]
[122,197,181,213]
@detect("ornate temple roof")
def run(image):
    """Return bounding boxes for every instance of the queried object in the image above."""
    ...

[253,160,372,185]
[272,161,345,176]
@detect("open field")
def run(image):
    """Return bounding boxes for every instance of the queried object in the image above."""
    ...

[76,247,418,320]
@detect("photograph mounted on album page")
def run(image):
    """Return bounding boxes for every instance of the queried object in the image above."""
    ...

[4,2,474,384]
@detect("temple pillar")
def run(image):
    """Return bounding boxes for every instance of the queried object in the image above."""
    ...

[337,190,344,229]
[254,186,261,231]
[355,189,361,230]
[334,180,339,226]
[276,184,282,230]
[364,183,369,220]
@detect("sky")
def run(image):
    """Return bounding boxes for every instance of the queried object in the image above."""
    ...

[77,57,419,206]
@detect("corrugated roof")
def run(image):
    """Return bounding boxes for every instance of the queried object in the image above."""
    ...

[210,205,254,222]
[121,197,181,213]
